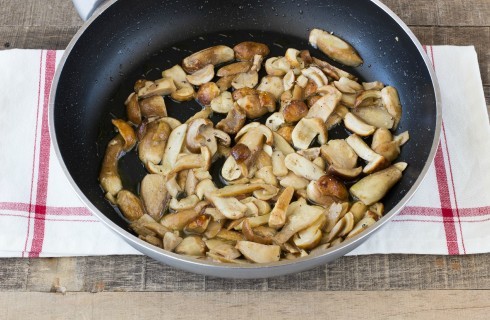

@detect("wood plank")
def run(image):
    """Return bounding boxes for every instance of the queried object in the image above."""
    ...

[411,26,490,85]
[0,259,28,291]
[3,254,490,292]
[2,291,490,320]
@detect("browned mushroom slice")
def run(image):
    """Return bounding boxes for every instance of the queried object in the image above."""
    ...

[279,172,309,190]
[265,57,291,76]
[236,93,268,119]
[306,86,342,122]
[258,91,276,113]
[160,209,200,231]
[235,241,280,263]
[312,57,356,81]
[99,135,125,198]
[328,165,363,180]
[196,82,220,106]
[344,112,376,136]
[346,216,377,239]
[124,93,141,125]
[210,91,234,114]
[140,174,168,221]
[306,174,349,207]
[183,214,211,235]
[211,183,277,198]
[139,95,167,118]
[132,214,170,238]
[362,81,384,91]
[175,236,206,256]
[283,70,295,91]
[276,126,294,145]
[283,100,308,123]
[284,153,325,181]
[351,106,395,129]
[273,203,324,245]
[354,90,382,108]
[320,139,358,169]
[268,187,295,229]
[232,70,259,90]
[242,219,273,245]
[138,119,171,169]
[111,119,136,152]
[138,78,176,99]
[170,195,200,211]
[309,28,363,67]
[149,123,187,175]
[216,105,246,135]
[293,214,326,249]
[272,150,288,177]
[272,132,295,155]
[233,42,270,61]
[350,163,407,205]
[381,86,402,129]
[169,147,211,174]
[333,77,363,94]
[163,232,183,252]
[217,61,252,77]
[292,118,328,150]
[208,195,248,220]
[186,64,215,86]
[346,134,389,174]
[302,66,329,87]
[116,190,145,221]
[256,75,284,101]
[205,239,241,260]
[185,118,214,153]
[182,45,234,73]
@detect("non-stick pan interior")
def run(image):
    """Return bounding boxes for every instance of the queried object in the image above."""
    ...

[54,0,436,243]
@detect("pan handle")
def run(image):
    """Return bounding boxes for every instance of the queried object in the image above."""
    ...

[72,0,108,21]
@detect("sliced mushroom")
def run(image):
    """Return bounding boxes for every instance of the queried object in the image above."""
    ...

[124,93,141,125]
[301,66,329,87]
[217,61,252,77]
[344,112,376,136]
[283,70,295,91]
[350,163,406,205]
[216,75,235,92]
[149,123,187,175]
[333,77,363,94]
[354,90,382,107]
[255,166,278,186]
[297,147,321,161]
[186,64,215,86]
[268,187,295,229]
[242,219,273,245]
[285,48,301,68]
[351,106,395,129]
[140,174,168,221]
[346,216,377,239]
[284,153,325,181]
[362,81,384,91]
[232,70,259,90]
[210,91,233,114]
[160,117,182,130]
[208,195,248,220]
[236,124,273,147]
[276,126,294,145]
[216,105,246,135]
[320,139,358,169]
[349,201,368,223]
[251,54,264,72]
[324,202,348,233]
[283,100,308,123]
[205,239,241,260]
[272,151,288,177]
[273,202,324,244]
[233,42,270,61]
[312,57,356,81]
[256,75,284,101]
[306,174,349,207]
[328,165,362,180]
[306,86,342,121]
[346,134,388,174]
[273,132,295,155]
[221,156,242,182]
[111,119,136,152]
[139,95,167,118]
[236,94,268,119]
[235,241,280,263]
[394,131,410,146]
[163,231,183,252]
[160,209,200,231]
[265,112,285,132]
[278,172,309,190]
[381,86,402,129]
[309,28,363,67]
[175,236,206,256]
[184,214,211,235]
[138,78,176,99]
[194,179,217,200]
[164,173,183,198]
[162,64,187,85]
[196,82,220,106]
[131,214,170,238]
[265,57,290,76]
[169,147,212,174]
[169,194,200,211]
[292,118,328,150]
[293,214,326,249]
[182,45,234,73]
[241,197,271,216]
[138,120,171,169]
[185,118,214,153]
[116,190,144,221]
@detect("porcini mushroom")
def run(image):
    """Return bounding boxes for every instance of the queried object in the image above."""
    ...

[186,64,215,86]
[182,45,234,73]
[309,28,363,67]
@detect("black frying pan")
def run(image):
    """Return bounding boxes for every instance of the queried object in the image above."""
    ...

[49,0,441,278]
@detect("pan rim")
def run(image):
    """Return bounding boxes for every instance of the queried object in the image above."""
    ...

[48,0,442,278]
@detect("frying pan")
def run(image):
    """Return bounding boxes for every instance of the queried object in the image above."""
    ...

[49,0,441,278]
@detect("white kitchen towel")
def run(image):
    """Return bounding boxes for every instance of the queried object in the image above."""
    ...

[0,46,488,257]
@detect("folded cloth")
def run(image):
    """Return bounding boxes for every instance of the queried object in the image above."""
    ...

[0,46,488,257]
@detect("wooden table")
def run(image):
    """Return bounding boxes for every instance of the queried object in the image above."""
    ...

[1,0,489,318]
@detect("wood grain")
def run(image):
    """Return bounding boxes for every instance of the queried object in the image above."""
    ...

[3,254,490,292]
[1,291,490,320]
